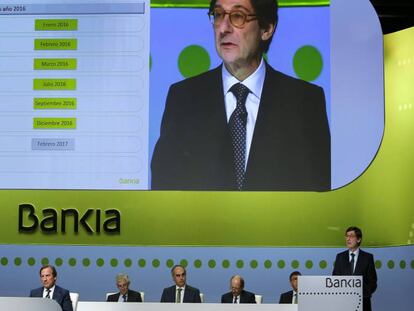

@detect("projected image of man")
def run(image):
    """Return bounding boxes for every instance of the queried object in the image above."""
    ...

[151,0,330,191]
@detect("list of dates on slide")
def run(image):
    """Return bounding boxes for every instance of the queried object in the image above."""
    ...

[0,1,149,189]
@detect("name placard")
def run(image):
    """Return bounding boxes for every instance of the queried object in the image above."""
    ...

[298,276,363,311]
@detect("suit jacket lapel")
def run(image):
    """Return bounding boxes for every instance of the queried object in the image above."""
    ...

[245,63,285,181]
[205,67,232,142]
[240,291,245,303]
[183,287,190,302]
[288,291,293,302]
[53,286,60,300]
[170,286,176,302]
[354,250,364,275]
[343,251,353,275]
[202,65,236,187]
[203,65,227,127]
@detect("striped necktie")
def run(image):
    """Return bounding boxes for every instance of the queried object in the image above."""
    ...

[176,288,182,303]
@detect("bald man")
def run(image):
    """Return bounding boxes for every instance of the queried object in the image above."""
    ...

[221,275,256,303]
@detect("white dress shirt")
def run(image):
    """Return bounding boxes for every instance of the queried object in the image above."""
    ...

[118,292,127,302]
[222,58,266,169]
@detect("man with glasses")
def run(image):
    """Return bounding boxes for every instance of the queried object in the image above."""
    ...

[152,0,330,191]
[160,265,201,303]
[107,273,142,302]
[333,226,377,311]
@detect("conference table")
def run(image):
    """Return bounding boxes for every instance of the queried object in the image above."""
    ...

[0,297,297,311]
[77,302,297,311]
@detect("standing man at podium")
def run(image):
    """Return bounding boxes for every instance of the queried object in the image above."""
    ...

[30,265,73,311]
[333,226,377,311]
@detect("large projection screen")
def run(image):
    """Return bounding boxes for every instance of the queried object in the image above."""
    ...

[0,0,402,248]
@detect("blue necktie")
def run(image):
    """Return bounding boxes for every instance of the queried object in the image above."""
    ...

[229,83,250,190]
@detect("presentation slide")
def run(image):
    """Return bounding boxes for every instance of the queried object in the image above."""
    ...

[0,0,149,189]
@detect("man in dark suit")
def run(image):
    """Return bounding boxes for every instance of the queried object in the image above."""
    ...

[279,271,301,304]
[221,275,256,303]
[29,265,73,311]
[151,0,330,191]
[333,226,378,311]
[160,264,201,303]
[106,273,142,302]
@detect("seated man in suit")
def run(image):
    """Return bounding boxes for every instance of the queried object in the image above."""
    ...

[29,265,73,311]
[221,275,256,303]
[333,226,377,311]
[279,271,301,304]
[160,264,201,303]
[151,0,331,191]
[107,273,142,302]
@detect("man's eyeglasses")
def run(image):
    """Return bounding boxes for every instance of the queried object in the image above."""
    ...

[208,8,257,28]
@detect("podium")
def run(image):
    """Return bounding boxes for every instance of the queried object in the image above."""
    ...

[298,276,363,311]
